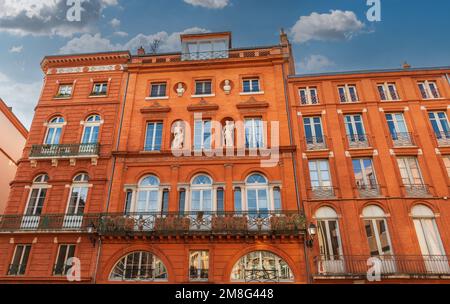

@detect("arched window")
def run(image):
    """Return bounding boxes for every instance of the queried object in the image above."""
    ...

[245,174,269,213]
[82,115,101,144]
[135,175,161,213]
[45,117,65,145]
[22,174,50,229]
[190,175,213,212]
[65,173,89,228]
[231,251,294,282]
[362,206,393,257]
[315,207,344,274]
[109,251,168,282]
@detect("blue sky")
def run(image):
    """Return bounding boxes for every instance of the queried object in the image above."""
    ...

[0,0,450,128]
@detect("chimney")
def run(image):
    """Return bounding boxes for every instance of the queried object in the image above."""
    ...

[402,61,411,69]
[137,46,146,56]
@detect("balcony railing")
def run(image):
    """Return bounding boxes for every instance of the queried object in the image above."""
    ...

[347,134,370,149]
[0,214,99,232]
[310,186,335,200]
[29,143,99,158]
[182,50,229,61]
[435,131,450,147]
[356,184,381,198]
[244,269,280,283]
[390,132,415,147]
[404,184,431,197]
[98,211,306,236]
[314,255,450,278]
[305,136,328,151]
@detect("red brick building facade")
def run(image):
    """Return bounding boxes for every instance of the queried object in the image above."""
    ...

[0,32,449,284]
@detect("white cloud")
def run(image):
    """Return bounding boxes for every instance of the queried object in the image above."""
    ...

[184,0,229,9]
[291,10,365,44]
[109,18,120,28]
[60,27,209,54]
[0,72,41,128]
[9,45,24,53]
[298,55,335,72]
[0,0,119,37]
[113,31,128,37]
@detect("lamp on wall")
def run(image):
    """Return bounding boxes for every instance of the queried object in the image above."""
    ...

[307,223,317,248]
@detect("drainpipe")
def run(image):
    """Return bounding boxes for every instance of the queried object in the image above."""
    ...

[92,71,130,284]
[281,55,312,284]
[446,73,450,85]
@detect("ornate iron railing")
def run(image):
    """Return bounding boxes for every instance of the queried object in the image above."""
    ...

[356,184,381,198]
[98,211,306,236]
[189,269,209,281]
[0,214,100,232]
[244,269,280,283]
[310,187,335,200]
[314,255,450,277]
[390,132,415,147]
[347,134,370,149]
[305,136,327,151]
[435,131,450,147]
[29,143,99,158]
[404,184,431,197]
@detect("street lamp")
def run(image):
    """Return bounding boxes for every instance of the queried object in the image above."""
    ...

[307,223,317,248]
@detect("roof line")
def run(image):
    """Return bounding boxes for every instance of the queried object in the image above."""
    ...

[290,66,450,78]
[0,98,29,138]
[42,50,131,61]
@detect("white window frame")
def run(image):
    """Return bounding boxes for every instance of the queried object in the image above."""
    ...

[189,251,209,281]
[44,117,65,145]
[81,115,102,144]
[150,83,167,98]
[92,83,108,95]
[386,113,409,135]
[57,84,73,97]
[378,82,400,101]
[194,80,213,96]
[144,122,163,151]
[245,118,265,149]
[10,244,31,275]
[317,218,343,258]
[344,114,366,137]
[362,214,394,257]
[194,120,212,150]
[353,158,378,187]
[189,175,215,212]
[65,174,89,215]
[299,87,319,105]
[338,84,359,103]
[54,244,76,275]
[132,176,162,213]
[418,81,440,99]
[303,116,324,139]
[309,160,332,188]
[244,175,273,212]
[429,112,449,134]
[242,78,261,93]
[397,157,424,186]
[24,175,49,216]
[443,155,450,178]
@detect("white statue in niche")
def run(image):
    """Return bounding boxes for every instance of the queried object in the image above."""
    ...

[223,121,235,147]
[223,80,232,94]
[172,122,185,150]
[176,83,185,97]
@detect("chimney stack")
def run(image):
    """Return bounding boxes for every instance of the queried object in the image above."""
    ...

[137,46,146,56]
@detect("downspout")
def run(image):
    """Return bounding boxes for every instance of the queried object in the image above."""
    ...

[281,55,312,284]
[92,71,130,284]
[446,73,450,85]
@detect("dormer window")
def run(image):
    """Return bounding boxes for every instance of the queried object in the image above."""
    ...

[181,33,231,61]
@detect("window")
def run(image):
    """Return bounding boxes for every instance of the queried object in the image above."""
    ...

[190,175,213,212]
[362,206,393,257]
[82,115,101,144]
[135,175,161,213]
[273,187,282,211]
[57,84,73,98]
[91,83,108,96]
[216,188,224,212]
[245,118,264,149]
[44,117,65,145]
[64,174,89,229]
[189,251,209,281]
[386,113,413,146]
[352,158,377,188]
[183,40,228,60]
[418,81,440,99]
[443,156,450,178]
[234,187,242,212]
[150,83,167,98]
[429,112,450,141]
[178,189,186,215]
[231,251,294,282]
[162,190,169,214]
[110,251,168,281]
[245,174,270,213]
[299,87,319,105]
[338,84,358,103]
[195,80,212,95]
[8,245,31,276]
[22,174,49,229]
[145,122,163,151]
[377,83,400,101]
[344,114,367,144]
[397,157,424,186]
[242,78,260,93]
[54,244,76,276]
[309,160,332,189]
[304,117,324,148]
[412,205,449,273]
[194,119,212,150]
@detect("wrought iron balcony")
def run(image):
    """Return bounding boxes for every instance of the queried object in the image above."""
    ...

[356,183,381,198]
[305,136,328,151]
[314,255,450,278]
[390,132,415,147]
[435,131,450,147]
[347,134,370,149]
[98,211,306,236]
[404,184,431,197]
[244,269,280,283]
[310,186,335,200]
[0,214,99,233]
[29,143,99,159]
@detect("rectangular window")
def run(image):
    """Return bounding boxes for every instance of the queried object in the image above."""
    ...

[234,187,242,212]
[364,219,393,256]
[242,78,260,93]
[194,120,212,150]
[189,251,209,281]
[178,190,186,215]
[195,80,212,95]
[145,122,163,151]
[429,112,450,140]
[377,83,399,101]
[352,158,377,188]
[124,190,133,214]
[92,83,108,96]
[308,160,332,188]
[418,81,440,99]
[216,188,224,212]
[8,245,31,276]
[338,84,358,103]
[443,156,450,178]
[344,114,366,143]
[67,186,88,215]
[273,187,282,211]
[299,87,319,105]
[318,220,342,259]
[25,188,47,216]
[54,244,76,276]
[245,118,264,148]
[57,84,73,97]
[397,157,424,186]
[303,117,324,145]
[150,83,167,98]
[161,190,169,214]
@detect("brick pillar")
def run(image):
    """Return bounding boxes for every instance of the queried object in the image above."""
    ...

[169,165,180,212]
[224,164,233,211]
